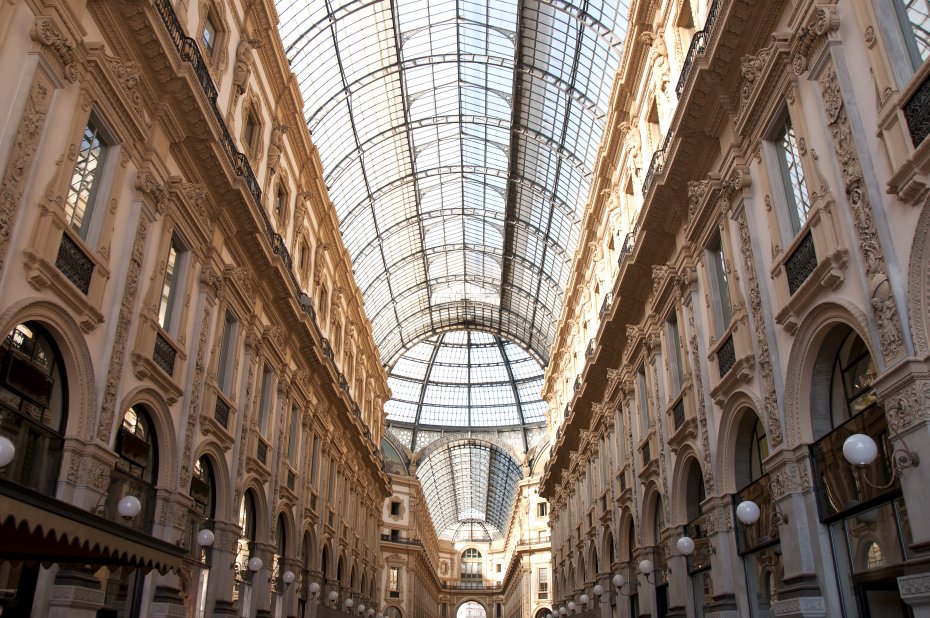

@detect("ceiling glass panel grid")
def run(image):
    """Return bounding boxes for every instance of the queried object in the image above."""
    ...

[415,440,523,540]
[383,330,546,443]
[276,0,630,364]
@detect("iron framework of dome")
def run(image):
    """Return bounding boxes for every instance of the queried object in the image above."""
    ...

[275,0,630,366]
[384,330,546,451]
[275,0,630,544]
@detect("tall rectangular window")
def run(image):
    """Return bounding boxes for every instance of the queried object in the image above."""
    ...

[67,119,109,239]
[707,233,732,336]
[537,501,548,517]
[202,15,217,52]
[257,366,273,435]
[894,0,930,67]
[389,567,400,594]
[310,435,321,488]
[538,567,549,599]
[217,311,238,394]
[158,235,187,332]
[638,367,650,435]
[667,313,685,393]
[287,404,300,464]
[327,456,336,502]
[774,115,811,236]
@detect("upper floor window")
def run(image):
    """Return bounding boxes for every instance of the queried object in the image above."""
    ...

[388,566,400,595]
[287,403,300,464]
[666,312,685,394]
[894,0,930,68]
[66,118,110,239]
[707,232,732,336]
[461,548,482,580]
[774,115,811,236]
[538,567,549,599]
[244,108,260,154]
[310,434,321,488]
[257,365,273,436]
[275,185,288,221]
[537,501,548,517]
[637,366,650,435]
[216,311,238,395]
[202,15,217,52]
[390,500,402,516]
[158,235,188,333]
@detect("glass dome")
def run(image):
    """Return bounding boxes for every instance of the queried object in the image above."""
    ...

[385,330,546,433]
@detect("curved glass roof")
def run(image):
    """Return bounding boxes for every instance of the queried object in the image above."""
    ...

[416,440,522,541]
[385,330,546,448]
[275,0,629,365]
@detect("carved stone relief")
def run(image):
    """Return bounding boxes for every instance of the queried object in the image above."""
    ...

[0,71,53,276]
[819,66,904,362]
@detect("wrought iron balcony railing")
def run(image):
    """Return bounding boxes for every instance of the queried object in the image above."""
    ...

[675,0,721,98]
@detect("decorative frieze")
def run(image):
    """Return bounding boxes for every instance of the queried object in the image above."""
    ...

[819,66,905,362]
[97,215,150,443]
[0,71,53,275]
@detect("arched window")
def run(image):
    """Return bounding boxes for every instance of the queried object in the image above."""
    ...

[0,322,68,496]
[461,548,482,580]
[277,513,287,569]
[652,497,665,545]
[735,411,769,491]
[866,542,885,569]
[190,455,216,568]
[831,331,876,427]
[236,489,258,580]
[111,405,158,533]
[384,607,402,618]
[685,460,706,522]
[749,416,768,483]
[191,455,216,519]
[321,545,330,580]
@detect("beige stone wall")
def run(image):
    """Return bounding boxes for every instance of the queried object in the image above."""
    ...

[542,0,930,616]
[0,0,389,614]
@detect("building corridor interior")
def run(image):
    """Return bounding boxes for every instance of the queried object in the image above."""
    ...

[0,0,929,616]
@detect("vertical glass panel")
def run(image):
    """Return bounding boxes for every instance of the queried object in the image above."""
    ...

[776,116,811,235]
[66,119,108,239]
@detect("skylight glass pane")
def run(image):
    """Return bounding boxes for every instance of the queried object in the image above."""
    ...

[276,0,627,365]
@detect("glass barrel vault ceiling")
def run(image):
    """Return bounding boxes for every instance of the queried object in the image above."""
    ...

[385,330,547,451]
[276,0,630,367]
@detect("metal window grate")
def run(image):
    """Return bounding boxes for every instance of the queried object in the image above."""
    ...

[673,399,686,430]
[785,231,817,295]
[717,334,736,378]
[214,397,230,429]
[904,73,930,148]
[55,235,94,294]
[153,332,177,376]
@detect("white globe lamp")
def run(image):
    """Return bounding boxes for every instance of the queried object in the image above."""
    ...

[282,570,296,585]
[843,433,879,466]
[736,500,761,525]
[612,573,625,588]
[248,557,263,572]
[197,529,215,547]
[639,559,654,576]
[677,536,695,556]
[0,436,15,467]
[117,495,142,519]
[593,584,604,596]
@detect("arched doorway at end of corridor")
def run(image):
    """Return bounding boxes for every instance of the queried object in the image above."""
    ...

[457,600,487,618]
[533,608,552,618]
